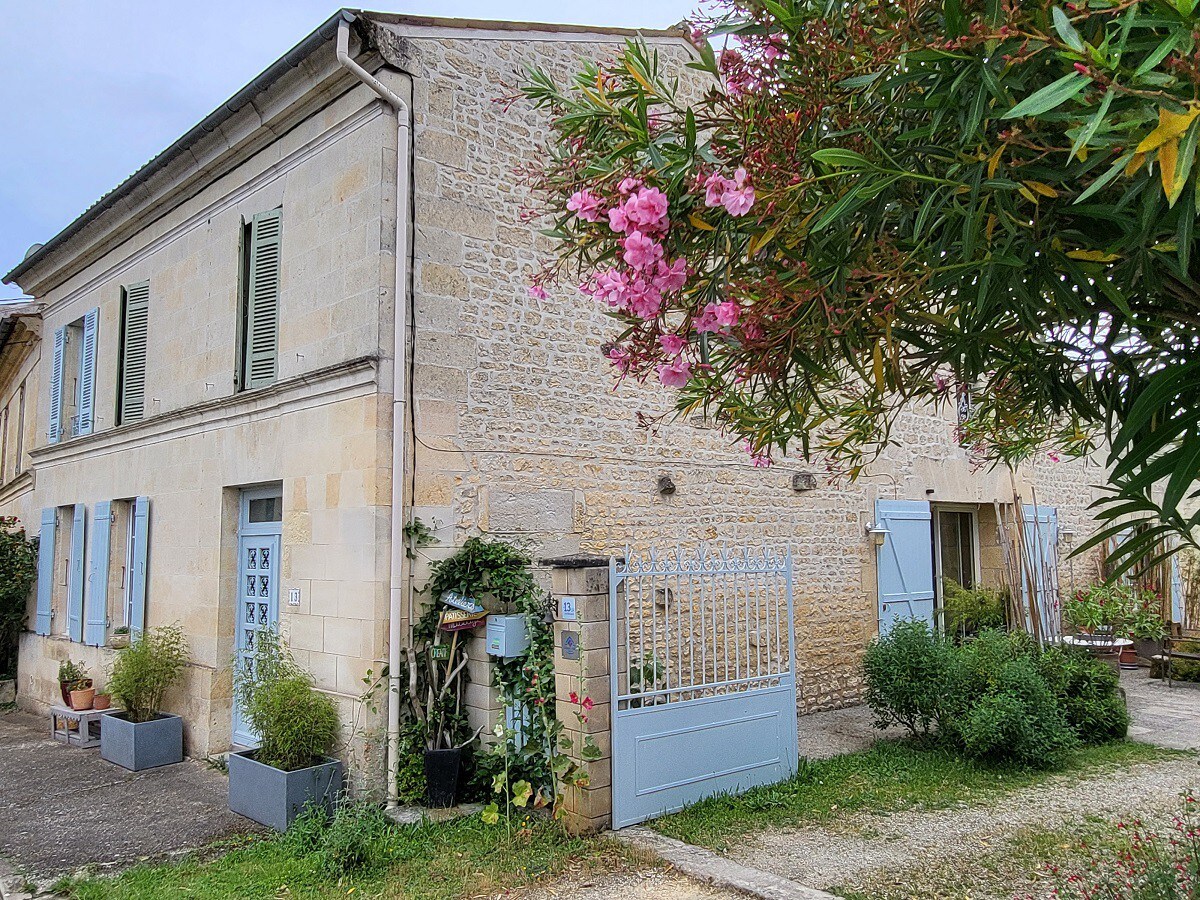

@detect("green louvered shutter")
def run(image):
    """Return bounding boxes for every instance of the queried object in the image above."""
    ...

[118,283,149,425]
[243,210,282,389]
[67,503,86,642]
[85,500,112,646]
[35,508,56,635]
[48,327,65,444]
[76,309,98,436]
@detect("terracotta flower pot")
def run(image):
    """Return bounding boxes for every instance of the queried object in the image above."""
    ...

[1119,645,1140,669]
[69,687,95,711]
[93,693,111,711]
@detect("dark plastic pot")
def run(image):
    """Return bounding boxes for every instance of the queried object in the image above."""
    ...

[424,748,461,808]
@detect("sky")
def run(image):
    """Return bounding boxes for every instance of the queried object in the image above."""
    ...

[0,0,693,300]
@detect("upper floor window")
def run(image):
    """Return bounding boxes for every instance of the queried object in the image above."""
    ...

[236,209,282,391]
[117,281,150,425]
[48,308,98,443]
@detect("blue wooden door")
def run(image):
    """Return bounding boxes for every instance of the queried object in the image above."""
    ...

[875,500,935,634]
[233,531,280,746]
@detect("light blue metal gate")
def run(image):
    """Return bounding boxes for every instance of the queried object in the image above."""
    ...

[609,547,798,829]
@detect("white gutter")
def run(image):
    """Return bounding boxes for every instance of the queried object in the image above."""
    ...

[336,14,412,809]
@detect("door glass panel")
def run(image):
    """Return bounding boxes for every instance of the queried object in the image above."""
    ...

[247,496,282,523]
[939,511,976,589]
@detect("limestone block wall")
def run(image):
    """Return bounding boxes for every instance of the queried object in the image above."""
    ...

[392,29,1107,722]
[6,70,399,780]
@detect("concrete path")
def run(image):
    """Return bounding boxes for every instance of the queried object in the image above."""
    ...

[1122,666,1200,750]
[0,708,261,882]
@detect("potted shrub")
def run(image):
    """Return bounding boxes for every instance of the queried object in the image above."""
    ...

[1124,590,1167,667]
[228,630,342,831]
[101,625,189,771]
[108,626,131,650]
[57,659,88,707]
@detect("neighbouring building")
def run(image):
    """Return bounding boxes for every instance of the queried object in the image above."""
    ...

[1,10,1107,796]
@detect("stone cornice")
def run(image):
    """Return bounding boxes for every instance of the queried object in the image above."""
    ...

[0,471,33,507]
[30,356,380,469]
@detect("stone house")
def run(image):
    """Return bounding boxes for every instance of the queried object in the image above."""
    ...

[0,11,1104,796]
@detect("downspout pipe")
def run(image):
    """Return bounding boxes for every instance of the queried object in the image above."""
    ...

[336,14,412,809]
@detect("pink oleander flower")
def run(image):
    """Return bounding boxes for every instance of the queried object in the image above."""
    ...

[625,187,669,231]
[704,171,729,208]
[722,168,755,217]
[694,304,721,333]
[653,257,688,293]
[659,333,686,357]
[623,231,664,270]
[625,277,663,319]
[745,440,772,468]
[528,284,548,300]
[658,358,691,387]
[714,300,740,327]
[588,267,631,309]
[1048,451,1061,463]
[566,188,605,222]
[703,168,755,216]
[741,319,764,341]
[605,345,632,372]
[608,203,630,233]
[618,176,642,194]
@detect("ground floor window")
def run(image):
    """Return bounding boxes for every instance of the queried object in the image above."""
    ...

[936,507,977,590]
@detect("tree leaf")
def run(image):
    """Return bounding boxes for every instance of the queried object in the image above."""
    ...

[1002,71,1090,119]
[811,148,872,169]
[1136,106,1200,154]
[1052,7,1085,53]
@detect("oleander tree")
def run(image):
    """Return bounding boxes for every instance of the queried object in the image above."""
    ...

[520,0,1200,573]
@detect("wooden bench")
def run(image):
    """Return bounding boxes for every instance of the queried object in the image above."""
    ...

[49,705,120,748]
[1164,635,1200,688]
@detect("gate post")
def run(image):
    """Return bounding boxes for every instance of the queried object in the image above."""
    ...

[542,555,613,833]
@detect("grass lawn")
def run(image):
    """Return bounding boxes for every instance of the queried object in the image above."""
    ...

[655,738,1182,850]
[57,814,632,900]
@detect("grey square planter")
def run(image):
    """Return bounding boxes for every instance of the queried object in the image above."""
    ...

[100,712,184,771]
[227,750,343,832]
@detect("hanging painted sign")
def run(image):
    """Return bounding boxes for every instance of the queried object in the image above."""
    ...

[428,644,452,661]
[440,590,484,614]
[438,608,487,632]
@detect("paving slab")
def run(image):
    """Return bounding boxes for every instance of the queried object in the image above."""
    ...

[1120,666,1200,750]
[0,709,262,881]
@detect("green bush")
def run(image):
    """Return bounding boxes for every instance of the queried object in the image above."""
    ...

[108,625,189,723]
[953,656,1078,767]
[233,629,339,772]
[863,620,959,739]
[1036,646,1129,743]
[284,801,399,878]
[941,579,1007,637]
[864,624,1126,769]
[1165,640,1200,682]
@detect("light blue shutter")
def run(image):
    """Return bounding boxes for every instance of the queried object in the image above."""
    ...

[35,507,56,635]
[128,496,150,635]
[48,327,65,444]
[85,500,112,646]
[1021,505,1059,638]
[76,308,99,436]
[1171,553,1183,627]
[875,499,935,635]
[67,503,86,642]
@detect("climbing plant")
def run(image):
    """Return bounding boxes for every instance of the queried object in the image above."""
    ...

[0,517,37,679]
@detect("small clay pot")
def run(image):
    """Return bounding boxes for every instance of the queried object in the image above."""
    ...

[92,693,111,711]
[69,687,95,711]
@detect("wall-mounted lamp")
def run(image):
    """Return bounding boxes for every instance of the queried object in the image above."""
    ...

[657,474,676,496]
[792,472,817,492]
[865,522,891,547]
[1059,526,1076,543]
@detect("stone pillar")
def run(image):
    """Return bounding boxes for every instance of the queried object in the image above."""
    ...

[543,555,613,833]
